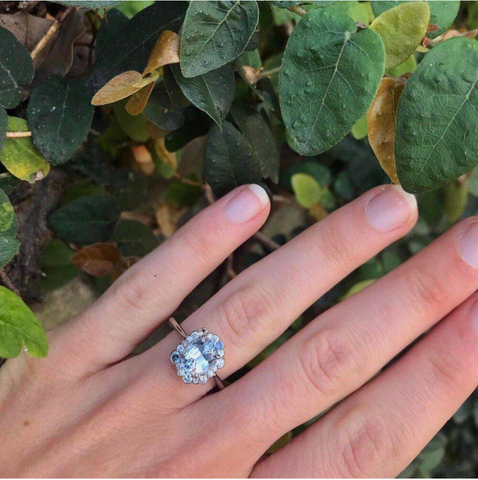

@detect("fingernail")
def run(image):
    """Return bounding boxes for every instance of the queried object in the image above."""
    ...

[365,185,417,232]
[459,221,478,268]
[225,184,270,223]
[471,301,478,333]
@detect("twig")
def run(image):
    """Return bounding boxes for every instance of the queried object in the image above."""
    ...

[31,7,73,59]
[256,66,281,80]
[6,131,32,138]
[289,5,307,16]
[0,271,20,297]
[204,184,215,205]
[253,231,281,251]
[173,173,204,189]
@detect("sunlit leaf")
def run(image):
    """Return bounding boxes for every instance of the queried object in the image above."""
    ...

[367,77,405,184]
[92,71,143,106]
[0,117,50,183]
[351,114,368,140]
[370,2,430,69]
[143,30,181,75]
[0,286,48,358]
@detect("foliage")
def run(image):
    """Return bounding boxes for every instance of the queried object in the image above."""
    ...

[0,1,476,476]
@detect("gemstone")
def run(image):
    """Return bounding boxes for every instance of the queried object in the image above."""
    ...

[171,330,225,384]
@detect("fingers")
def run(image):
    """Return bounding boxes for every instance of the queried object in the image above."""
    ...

[254,293,478,478]
[210,218,477,453]
[56,185,270,373]
[135,185,418,400]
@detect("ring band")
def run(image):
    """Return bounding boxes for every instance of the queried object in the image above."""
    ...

[169,318,225,389]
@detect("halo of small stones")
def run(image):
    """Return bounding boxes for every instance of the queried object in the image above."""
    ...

[170,328,225,385]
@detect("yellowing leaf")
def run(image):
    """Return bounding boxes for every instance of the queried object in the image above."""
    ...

[155,203,185,237]
[125,81,155,115]
[291,173,323,209]
[0,117,50,183]
[342,279,376,300]
[92,71,143,106]
[143,30,181,75]
[351,113,368,140]
[72,243,122,277]
[386,54,417,77]
[370,2,430,68]
[367,77,405,184]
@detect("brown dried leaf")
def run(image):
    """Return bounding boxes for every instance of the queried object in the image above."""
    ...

[242,65,262,85]
[72,243,122,277]
[112,256,141,282]
[92,71,143,106]
[0,12,54,51]
[143,30,181,76]
[125,81,155,116]
[367,77,405,184]
[155,204,186,237]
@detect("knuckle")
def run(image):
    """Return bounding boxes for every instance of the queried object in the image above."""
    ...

[218,284,277,347]
[338,410,395,477]
[404,267,446,311]
[298,329,359,397]
[425,349,464,393]
[112,272,152,314]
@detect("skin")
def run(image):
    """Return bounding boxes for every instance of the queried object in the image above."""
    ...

[0,183,477,477]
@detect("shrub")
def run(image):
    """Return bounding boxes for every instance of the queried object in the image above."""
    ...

[0,1,476,476]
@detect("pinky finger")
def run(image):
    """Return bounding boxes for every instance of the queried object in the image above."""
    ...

[253,293,478,478]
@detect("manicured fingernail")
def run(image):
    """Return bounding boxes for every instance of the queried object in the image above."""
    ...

[471,301,478,333]
[365,185,417,232]
[459,221,478,268]
[225,184,270,223]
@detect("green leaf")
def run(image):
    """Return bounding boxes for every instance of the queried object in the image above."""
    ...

[370,2,430,69]
[270,1,303,6]
[0,236,19,269]
[39,239,79,292]
[0,26,34,108]
[114,220,158,257]
[49,195,121,245]
[91,2,187,89]
[142,83,185,131]
[386,54,417,77]
[0,174,21,196]
[204,120,262,197]
[0,117,51,183]
[28,77,94,165]
[115,1,155,18]
[112,100,150,142]
[468,168,478,197]
[342,279,376,300]
[325,1,374,26]
[172,64,235,127]
[291,173,324,208]
[0,187,16,237]
[371,1,460,39]
[0,286,48,358]
[395,38,478,193]
[230,104,280,183]
[279,10,385,155]
[0,105,6,151]
[95,9,129,62]
[180,1,259,78]
[351,113,368,140]
[443,180,468,223]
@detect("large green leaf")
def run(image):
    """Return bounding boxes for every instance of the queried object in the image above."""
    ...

[180,1,259,78]
[0,188,16,238]
[0,105,6,151]
[28,77,94,165]
[0,117,50,183]
[325,1,374,26]
[230,104,280,183]
[0,26,34,108]
[114,220,158,257]
[112,100,150,143]
[49,195,121,245]
[142,83,185,131]
[172,64,235,127]
[370,2,430,69]
[371,1,460,39]
[279,10,385,156]
[395,38,478,193]
[95,9,128,62]
[91,2,187,89]
[204,120,262,197]
[0,286,48,358]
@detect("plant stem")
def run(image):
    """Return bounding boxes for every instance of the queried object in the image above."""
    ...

[253,231,281,251]
[256,66,281,80]
[0,271,20,297]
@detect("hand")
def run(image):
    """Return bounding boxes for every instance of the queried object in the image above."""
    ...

[1,184,477,477]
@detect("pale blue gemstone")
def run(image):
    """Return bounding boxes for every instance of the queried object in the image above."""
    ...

[184,339,216,375]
